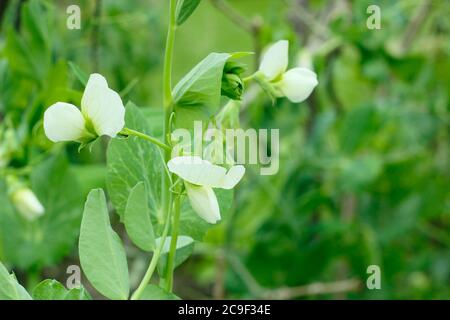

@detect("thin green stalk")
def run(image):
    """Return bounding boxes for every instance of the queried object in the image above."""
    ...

[162,0,177,226]
[120,128,171,151]
[130,199,172,300]
[243,72,258,84]
[163,0,176,109]
[165,194,181,292]
[130,0,177,300]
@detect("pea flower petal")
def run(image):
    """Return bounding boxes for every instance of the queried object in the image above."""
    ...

[280,68,318,103]
[185,183,221,224]
[168,156,245,224]
[168,156,245,189]
[259,40,289,81]
[221,165,246,189]
[44,102,87,142]
[168,156,227,188]
[81,73,125,137]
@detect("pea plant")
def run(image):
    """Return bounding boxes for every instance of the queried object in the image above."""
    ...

[0,0,316,300]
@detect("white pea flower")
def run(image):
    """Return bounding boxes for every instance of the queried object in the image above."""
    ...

[168,156,245,224]
[259,40,318,103]
[44,73,125,143]
[11,187,45,221]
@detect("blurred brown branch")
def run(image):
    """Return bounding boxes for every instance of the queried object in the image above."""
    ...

[283,0,332,41]
[227,253,362,299]
[210,0,253,32]
[265,278,362,299]
[209,0,263,69]
[402,0,433,51]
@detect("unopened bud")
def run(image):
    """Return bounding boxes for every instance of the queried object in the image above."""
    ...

[10,187,45,221]
[221,61,246,100]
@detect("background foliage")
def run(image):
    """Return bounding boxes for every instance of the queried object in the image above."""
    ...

[0,0,449,299]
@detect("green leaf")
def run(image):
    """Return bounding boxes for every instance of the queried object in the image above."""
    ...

[173,53,231,130]
[21,0,51,48]
[64,287,92,300]
[71,164,107,196]
[68,61,88,86]
[4,29,35,78]
[0,154,84,270]
[79,189,129,300]
[339,105,379,153]
[107,103,163,221]
[139,284,180,300]
[32,279,92,300]
[156,235,194,254]
[3,0,52,81]
[176,0,202,26]
[124,182,156,252]
[337,155,383,192]
[32,279,67,300]
[229,52,254,59]
[332,46,373,110]
[141,108,164,137]
[156,236,195,275]
[0,262,32,300]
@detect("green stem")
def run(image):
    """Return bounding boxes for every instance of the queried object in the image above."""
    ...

[253,71,279,101]
[163,0,176,109]
[129,1,178,300]
[120,128,171,151]
[165,194,181,292]
[162,0,177,224]
[130,201,172,300]
[243,73,257,84]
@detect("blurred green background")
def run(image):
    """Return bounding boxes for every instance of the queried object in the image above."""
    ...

[0,0,449,299]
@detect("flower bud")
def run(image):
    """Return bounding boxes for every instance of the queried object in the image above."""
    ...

[7,176,45,221]
[0,125,19,167]
[10,187,45,221]
[185,183,221,224]
[221,61,245,100]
